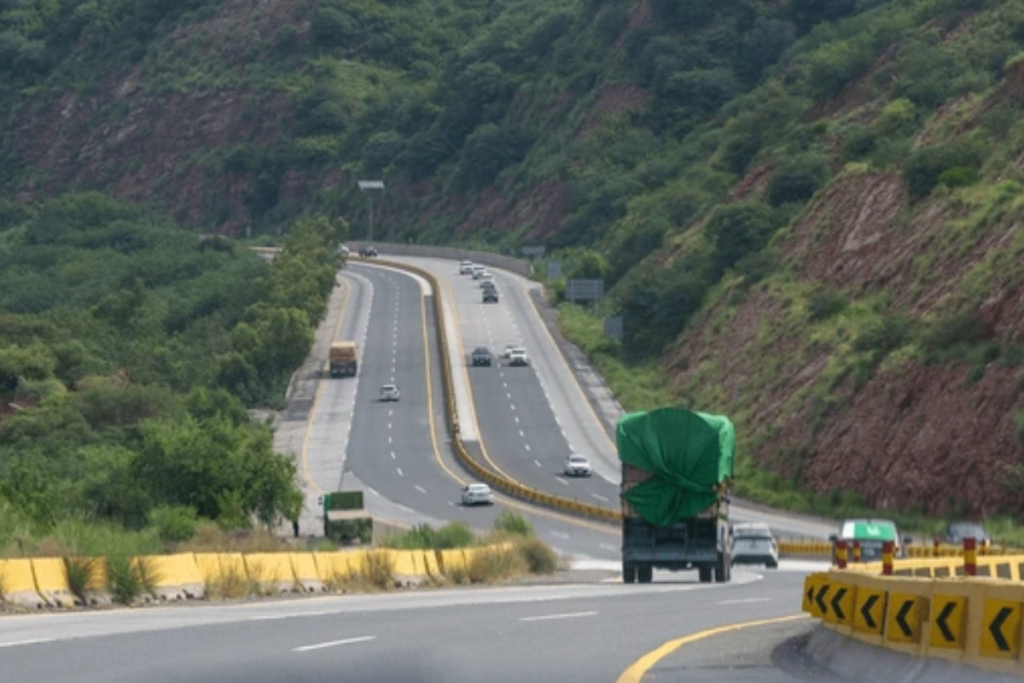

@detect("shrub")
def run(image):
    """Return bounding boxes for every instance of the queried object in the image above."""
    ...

[493,511,534,537]
[921,309,990,351]
[807,288,847,321]
[938,166,978,189]
[467,545,526,583]
[767,154,829,207]
[903,142,983,198]
[63,556,98,606]
[707,201,778,272]
[852,314,913,355]
[515,537,558,575]
[149,505,199,544]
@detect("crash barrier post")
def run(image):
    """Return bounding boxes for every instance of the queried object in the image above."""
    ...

[851,540,861,564]
[836,541,848,569]
[882,541,894,576]
[934,537,941,558]
[964,537,978,577]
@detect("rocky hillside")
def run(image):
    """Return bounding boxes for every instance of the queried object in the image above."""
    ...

[2,0,1024,523]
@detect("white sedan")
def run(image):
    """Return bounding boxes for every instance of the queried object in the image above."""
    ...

[564,454,592,477]
[461,483,495,506]
[379,384,401,402]
[730,523,778,569]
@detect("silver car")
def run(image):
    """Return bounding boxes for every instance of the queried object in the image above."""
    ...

[459,260,474,275]
[461,483,494,506]
[564,454,592,477]
[731,523,778,569]
[379,384,400,402]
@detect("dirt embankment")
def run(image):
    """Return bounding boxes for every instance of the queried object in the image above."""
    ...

[670,168,1024,518]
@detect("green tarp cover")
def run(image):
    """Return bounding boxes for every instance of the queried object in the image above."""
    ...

[617,407,735,527]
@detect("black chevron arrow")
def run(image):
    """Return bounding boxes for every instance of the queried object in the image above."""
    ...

[860,594,879,630]
[989,607,1013,652]
[806,586,814,606]
[815,584,830,615]
[936,602,957,643]
[830,587,848,621]
[895,600,914,638]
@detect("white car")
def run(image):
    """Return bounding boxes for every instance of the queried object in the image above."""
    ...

[731,523,778,569]
[478,274,495,288]
[459,260,474,275]
[564,454,592,477]
[508,349,529,366]
[379,384,401,402]
[472,266,487,280]
[500,344,521,359]
[461,483,494,506]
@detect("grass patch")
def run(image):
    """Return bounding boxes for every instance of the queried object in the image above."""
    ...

[491,511,533,537]
[466,544,527,584]
[176,522,291,554]
[106,555,159,605]
[381,522,474,550]
[513,537,558,575]
[204,565,250,600]
[63,557,99,605]
[360,549,395,589]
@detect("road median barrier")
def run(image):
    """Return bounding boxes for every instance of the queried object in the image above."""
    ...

[289,553,326,593]
[30,558,77,608]
[803,563,1024,678]
[362,257,622,526]
[137,553,205,601]
[0,558,47,609]
[244,553,298,595]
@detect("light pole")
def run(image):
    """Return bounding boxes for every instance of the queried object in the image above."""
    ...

[357,179,385,243]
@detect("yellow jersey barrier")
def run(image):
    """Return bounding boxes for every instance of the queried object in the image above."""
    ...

[803,562,1024,676]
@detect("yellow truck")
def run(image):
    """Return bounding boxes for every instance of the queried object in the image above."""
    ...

[329,341,358,377]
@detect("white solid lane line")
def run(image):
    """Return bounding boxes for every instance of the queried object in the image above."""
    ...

[294,636,376,652]
[519,611,596,623]
[600,543,618,552]
[0,639,56,649]
[717,598,772,605]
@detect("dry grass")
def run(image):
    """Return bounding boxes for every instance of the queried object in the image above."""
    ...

[63,557,99,605]
[442,564,470,586]
[513,537,558,575]
[361,549,395,589]
[204,565,250,600]
[177,523,291,554]
[467,545,527,584]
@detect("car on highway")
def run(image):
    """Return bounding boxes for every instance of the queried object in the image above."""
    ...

[483,289,499,304]
[358,245,378,257]
[563,454,592,477]
[730,522,779,569]
[471,265,486,279]
[338,244,350,256]
[471,347,493,366]
[943,521,991,548]
[461,483,495,506]
[478,274,495,288]
[501,344,523,359]
[830,518,910,562]
[508,349,529,366]
[459,260,474,274]
[379,384,400,402]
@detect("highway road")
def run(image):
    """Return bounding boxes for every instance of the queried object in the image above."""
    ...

[391,255,836,542]
[0,569,830,683]
[298,262,621,561]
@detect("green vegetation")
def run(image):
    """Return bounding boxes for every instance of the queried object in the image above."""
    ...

[0,194,344,555]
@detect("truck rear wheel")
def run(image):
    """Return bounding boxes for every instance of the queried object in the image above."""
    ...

[715,552,731,583]
[637,565,653,584]
[622,562,636,584]
[698,566,712,583]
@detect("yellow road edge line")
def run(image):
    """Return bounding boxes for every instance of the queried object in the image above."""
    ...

[616,614,809,683]
[518,276,619,453]
[300,275,352,496]
[439,269,520,484]
[422,288,469,488]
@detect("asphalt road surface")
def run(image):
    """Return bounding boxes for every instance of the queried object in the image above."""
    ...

[0,569,829,683]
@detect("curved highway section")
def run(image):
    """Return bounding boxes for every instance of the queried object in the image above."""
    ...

[0,570,818,683]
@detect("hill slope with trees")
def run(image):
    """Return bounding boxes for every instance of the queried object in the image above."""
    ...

[2,0,1023,530]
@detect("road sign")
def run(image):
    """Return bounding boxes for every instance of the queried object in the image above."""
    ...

[854,588,886,635]
[604,316,623,342]
[547,259,562,279]
[566,279,604,304]
[930,595,966,649]
[887,594,920,643]
[521,245,546,257]
[981,599,1021,658]
[825,583,853,625]
[814,582,830,618]
[358,180,385,190]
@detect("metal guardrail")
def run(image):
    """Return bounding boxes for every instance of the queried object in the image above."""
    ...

[365,257,619,524]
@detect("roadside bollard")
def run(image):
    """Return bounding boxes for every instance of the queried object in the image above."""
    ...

[882,540,894,576]
[836,540,848,569]
[964,537,977,576]
[851,540,861,564]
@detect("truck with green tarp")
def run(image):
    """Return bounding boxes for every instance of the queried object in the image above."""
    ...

[618,407,734,584]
